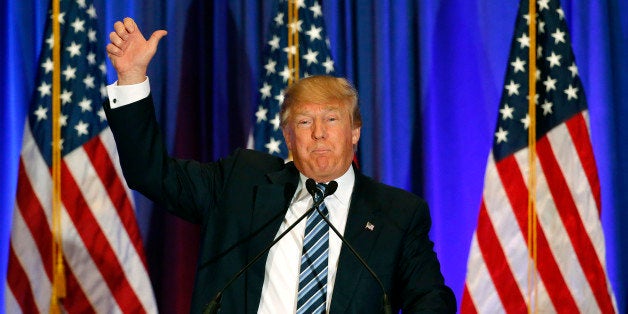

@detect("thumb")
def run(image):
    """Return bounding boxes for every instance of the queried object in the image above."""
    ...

[148,30,168,49]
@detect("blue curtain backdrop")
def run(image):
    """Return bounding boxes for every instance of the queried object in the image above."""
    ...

[2,0,626,312]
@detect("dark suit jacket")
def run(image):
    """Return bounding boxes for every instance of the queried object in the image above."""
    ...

[104,95,456,313]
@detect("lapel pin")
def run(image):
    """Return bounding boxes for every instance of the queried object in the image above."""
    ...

[365,221,375,231]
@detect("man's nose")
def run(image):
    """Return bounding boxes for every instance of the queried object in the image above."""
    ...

[312,122,326,139]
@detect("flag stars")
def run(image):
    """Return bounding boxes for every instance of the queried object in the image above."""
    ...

[551,29,566,44]
[303,49,319,65]
[66,41,82,57]
[556,7,565,20]
[505,80,520,96]
[260,83,272,99]
[274,13,284,26]
[71,17,85,33]
[99,62,107,74]
[568,63,578,77]
[310,2,323,18]
[541,100,553,116]
[255,105,268,123]
[83,74,96,89]
[520,114,530,130]
[543,76,557,92]
[270,114,281,131]
[511,57,526,73]
[88,29,97,42]
[265,137,282,154]
[283,45,297,57]
[87,52,96,65]
[306,25,322,41]
[77,0,87,8]
[100,84,108,99]
[78,97,93,112]
[517,33,530,49]
[275,90,285,105]
[268,35,281,51]
[62,65,77,80]
[74,120,89,136]
[34,106,48,121]
[60,89,73,105]
[265,59,277,75]
[86,5,97,18]
[538,0,550,11]
[46,34,55,49]
[59,114,68,127]
[279,66,292,82]
[564,84,579,100]
[288,19,303,34]
[42,58,54,73]
[500,104,514,120]
[322,57,334,74]
[38,81,52,98]
[546,51,562,68]
[97,108,107,122]
[495,127,508,144]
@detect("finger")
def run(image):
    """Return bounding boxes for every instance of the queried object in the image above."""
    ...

[113,21,128,40]
[106,43,122,56]
[122,17,137,33]
[109,31,124,48]
[147,30,168,49]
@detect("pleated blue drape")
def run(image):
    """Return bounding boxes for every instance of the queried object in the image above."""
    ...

[2,0,626,312]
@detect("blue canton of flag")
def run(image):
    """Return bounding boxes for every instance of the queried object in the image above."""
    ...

[30,0,108,164]
[492,0,586,159]
[253,0,336,158]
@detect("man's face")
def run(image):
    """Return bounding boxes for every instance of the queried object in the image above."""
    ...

[283,101,361,183]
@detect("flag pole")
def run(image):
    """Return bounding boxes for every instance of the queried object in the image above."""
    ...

[526,0,538,313]
[50,0,66,312]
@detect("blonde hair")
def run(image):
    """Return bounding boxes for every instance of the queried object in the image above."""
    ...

[280,75,362,128]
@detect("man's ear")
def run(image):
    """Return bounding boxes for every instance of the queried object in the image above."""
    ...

[352,127,361,145]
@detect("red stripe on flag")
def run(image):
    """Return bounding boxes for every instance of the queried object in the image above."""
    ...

[565,113,602,213]
[537,137,615,313]
[60,161,146,313]
[14,159,53,280]
[476,200,527,312]
[495,156,578,310]
[83,136,148,267]
[7,244,39,313]
[63,259,97,313]
[460,284,477,314]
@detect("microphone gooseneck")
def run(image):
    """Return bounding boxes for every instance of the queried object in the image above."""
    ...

[307,179,392,314]
[203,178,337,314]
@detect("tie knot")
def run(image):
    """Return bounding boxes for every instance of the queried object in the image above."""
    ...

[315,183,327,200]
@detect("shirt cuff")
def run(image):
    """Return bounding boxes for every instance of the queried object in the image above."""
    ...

[106,77,151,109]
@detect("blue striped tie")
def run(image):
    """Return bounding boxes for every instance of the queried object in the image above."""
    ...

[297,183,329,314]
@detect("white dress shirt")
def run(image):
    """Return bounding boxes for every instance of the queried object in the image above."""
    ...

[257,168,354,314]
[106,78,355,313]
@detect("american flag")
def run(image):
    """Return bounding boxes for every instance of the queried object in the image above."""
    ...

[5,0,157,312]
[461,0,617,312]
[252,0,336,158]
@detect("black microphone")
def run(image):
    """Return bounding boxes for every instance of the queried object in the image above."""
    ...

[203,179,338,314]
[306,179,393,314]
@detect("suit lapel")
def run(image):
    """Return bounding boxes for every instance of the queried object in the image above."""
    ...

[245,162,299,313]
[330,172,385,313]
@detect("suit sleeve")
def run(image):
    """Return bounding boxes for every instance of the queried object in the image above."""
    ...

[103,95,224,223]
[398,199,457,313]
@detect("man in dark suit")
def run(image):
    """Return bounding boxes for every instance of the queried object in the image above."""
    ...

[105,18,456,313]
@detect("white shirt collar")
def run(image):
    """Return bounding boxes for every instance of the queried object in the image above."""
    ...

[294,165,355,206]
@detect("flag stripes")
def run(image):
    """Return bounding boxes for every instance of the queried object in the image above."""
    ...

[8,125,155,313]
[462,0,616,312]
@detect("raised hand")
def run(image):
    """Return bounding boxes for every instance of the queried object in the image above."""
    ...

[106,17,167,85]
